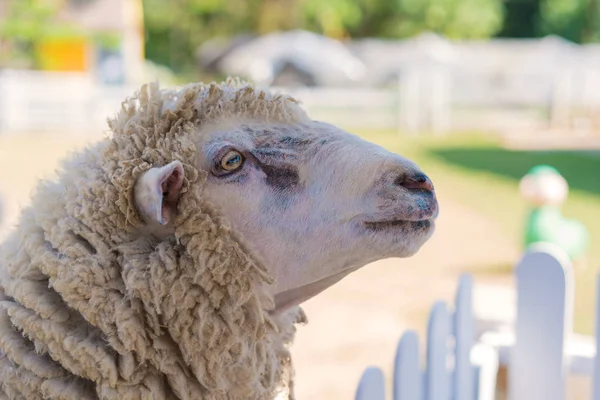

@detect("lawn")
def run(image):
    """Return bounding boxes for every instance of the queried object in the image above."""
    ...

[355,130,600,335]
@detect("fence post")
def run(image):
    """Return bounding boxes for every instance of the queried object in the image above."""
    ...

[355,366,386,400]
[550,69,574,131]
[394,330,422,400]
[508,243,573,400]
[426,301,451,400]
[453,274,474,400]
[593,273,600,400]
[398,69,421,135]
[470,342,499,400]
[430,67,451,135]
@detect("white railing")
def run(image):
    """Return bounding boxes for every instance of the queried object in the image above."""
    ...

[2,68,600,136]
[355,243,598,400]
[0,69,136,136]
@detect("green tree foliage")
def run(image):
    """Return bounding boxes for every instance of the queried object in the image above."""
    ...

[3,0,599,76]
[142,0,304,76]
[498,0,541,38]
[539,0,600,42]
[498,0,600,43]
[301,0,363,38]
[142,0,506,75]
[0,0,121,68]
[0,0,68,67]
[380,0,504,39]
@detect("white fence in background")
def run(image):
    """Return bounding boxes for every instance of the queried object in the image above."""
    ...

[0,69,133,136]
[355,243,598,400]
[2,68,600,136]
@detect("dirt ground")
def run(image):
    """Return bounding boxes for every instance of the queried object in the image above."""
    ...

[0,133,520,399]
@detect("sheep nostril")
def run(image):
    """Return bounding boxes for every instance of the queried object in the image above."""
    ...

[396,173,434,192]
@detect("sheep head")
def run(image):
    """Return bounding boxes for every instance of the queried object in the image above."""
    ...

[133,83,438,316]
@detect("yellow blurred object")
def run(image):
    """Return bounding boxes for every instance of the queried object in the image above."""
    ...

[36,37,89,72]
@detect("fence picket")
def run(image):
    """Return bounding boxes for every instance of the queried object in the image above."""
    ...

[593,273,600,400]
[355,367,386,400]
[508,244,573,400]
[470,343,499,400]
[453,274,474,400]
[426,301,450,400]
[353,245,594,400]
[394,330,422,400]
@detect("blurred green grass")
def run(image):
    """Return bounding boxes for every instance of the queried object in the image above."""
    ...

[356,130,600,334]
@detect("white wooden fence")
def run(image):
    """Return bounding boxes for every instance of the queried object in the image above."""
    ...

[3,68,600,136]
[355,243,598,400]
[0,69,451,135]
[0,69,133,136]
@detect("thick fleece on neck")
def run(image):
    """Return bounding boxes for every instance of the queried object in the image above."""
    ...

[0,80,307,399]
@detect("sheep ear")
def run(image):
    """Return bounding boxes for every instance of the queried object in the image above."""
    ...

[134,161,184,225]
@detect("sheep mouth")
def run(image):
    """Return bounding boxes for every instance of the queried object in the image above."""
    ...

[362,207,438,231]
[360,199,439,231]
[363,219,434,231]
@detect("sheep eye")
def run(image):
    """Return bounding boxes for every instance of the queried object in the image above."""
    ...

[220,150,244,172]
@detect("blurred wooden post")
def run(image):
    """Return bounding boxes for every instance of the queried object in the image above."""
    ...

[550,69,574,131]
[592,273,600,400]
[581,68,600,132]
[430,67,451,135]
[398,69,421,135]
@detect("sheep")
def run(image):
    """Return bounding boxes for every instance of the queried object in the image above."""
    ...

[0,78,439,399]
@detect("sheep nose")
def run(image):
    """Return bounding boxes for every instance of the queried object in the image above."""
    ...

[395,172,434,192]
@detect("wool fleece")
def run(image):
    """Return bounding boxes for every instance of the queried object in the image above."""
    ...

[0,80,309,399]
